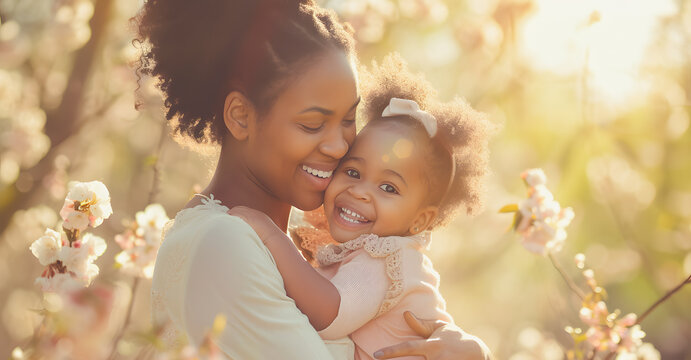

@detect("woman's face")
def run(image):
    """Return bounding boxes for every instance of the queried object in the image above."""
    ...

[244,50,359,210]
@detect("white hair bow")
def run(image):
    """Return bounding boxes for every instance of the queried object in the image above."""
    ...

[381,98,437,137]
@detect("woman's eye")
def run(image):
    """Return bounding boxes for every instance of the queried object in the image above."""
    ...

[300,124,324,132]
[345,169,359,178]
[379,184,398,194]
[342,118,356,127]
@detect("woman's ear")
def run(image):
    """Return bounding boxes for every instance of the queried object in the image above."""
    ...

[409,206,439,235]
[223,91,256,141]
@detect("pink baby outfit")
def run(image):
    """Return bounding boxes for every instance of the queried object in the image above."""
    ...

[315,233,453,360]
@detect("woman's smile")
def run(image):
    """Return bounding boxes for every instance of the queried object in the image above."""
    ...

[300,163,338,191]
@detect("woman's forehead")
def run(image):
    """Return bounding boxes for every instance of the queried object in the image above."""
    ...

[271,50,358,114]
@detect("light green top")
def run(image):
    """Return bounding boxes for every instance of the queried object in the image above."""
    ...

[151,195,351,359]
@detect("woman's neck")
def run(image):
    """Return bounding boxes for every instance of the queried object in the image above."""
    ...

[200,144,292,232]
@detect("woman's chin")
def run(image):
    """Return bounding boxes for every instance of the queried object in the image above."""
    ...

[291,192,325,212]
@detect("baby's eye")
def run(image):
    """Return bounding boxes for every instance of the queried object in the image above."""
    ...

[345,169,360,178]
[379,184,398,194]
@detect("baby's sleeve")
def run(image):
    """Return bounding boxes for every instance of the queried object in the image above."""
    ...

[318,251,389,340]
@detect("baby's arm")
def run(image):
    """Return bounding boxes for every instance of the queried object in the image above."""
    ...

[228,206,339,331]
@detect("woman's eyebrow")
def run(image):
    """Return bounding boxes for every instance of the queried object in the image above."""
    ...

[299,107,333,115]
[298,97,361,115]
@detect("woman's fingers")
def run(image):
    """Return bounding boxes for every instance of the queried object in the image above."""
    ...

[403,311,447,338]
[373,339,429,359]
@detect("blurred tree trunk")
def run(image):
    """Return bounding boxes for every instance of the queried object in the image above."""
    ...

[0,0,114,234]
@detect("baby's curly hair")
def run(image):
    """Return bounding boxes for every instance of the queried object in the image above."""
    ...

[133,0,354,144]
[360,54,495,229]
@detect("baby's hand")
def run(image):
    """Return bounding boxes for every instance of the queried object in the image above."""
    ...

[228,206,285,244]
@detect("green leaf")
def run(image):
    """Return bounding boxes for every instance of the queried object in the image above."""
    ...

[498,204,519,213]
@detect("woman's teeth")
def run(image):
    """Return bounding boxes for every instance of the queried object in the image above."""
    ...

[303,165,333,179]
[339,207,368,224]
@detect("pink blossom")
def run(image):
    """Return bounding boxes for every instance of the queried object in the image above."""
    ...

[115,204,169,279]
[514,169,574,255]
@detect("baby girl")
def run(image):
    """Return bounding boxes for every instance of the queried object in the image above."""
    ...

[230,55,492,360]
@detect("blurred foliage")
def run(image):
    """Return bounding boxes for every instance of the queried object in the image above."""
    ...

[0,0,690,358]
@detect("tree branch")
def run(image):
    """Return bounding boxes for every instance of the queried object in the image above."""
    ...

[0,0,114,233]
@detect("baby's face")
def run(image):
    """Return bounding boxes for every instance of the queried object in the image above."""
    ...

[323,120,435,243]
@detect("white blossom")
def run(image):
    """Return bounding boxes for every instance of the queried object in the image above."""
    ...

[59,233,106,286]
[35,273,81,293]
[521,168,547,187]
[632,343,661,360]
[33,230,107,291]
[62,210,89,231]
[60,180,113,228]
[30,229,64,266]
[135,203,170,246]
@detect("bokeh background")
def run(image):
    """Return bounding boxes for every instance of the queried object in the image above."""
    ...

[1,0,690,358]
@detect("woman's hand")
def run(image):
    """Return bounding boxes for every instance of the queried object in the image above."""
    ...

[373,311,492,360]
[228,206,285,244]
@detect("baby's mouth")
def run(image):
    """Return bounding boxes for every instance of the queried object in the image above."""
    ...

[337,206,371,224]
[302,165,333,179]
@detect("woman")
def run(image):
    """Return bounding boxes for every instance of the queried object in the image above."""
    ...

[137,0,490,358]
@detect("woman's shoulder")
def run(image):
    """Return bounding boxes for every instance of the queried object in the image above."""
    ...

[162,196,264,260]
[167,195,255,236]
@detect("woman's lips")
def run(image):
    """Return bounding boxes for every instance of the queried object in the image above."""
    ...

[300,164,335,191]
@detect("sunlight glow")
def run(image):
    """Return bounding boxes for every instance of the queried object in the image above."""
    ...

[518,0,678,106]
[392,138,413,159]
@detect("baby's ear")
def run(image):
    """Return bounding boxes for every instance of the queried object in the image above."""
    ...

[223,91,257,141]
[409,206,438,234]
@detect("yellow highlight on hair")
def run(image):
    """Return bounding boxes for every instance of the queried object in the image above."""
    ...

[392,139,413,159]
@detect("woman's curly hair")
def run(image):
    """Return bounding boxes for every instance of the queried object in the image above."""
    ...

[133,0,355,144]
[360,53,496,229]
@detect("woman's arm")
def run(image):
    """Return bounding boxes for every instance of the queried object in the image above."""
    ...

[373,312,492,360]
[181,214,336,359]
[228,206,340,330]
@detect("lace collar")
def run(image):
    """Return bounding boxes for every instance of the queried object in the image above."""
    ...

[317,231,432,267]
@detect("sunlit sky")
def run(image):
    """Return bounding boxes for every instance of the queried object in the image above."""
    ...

[518,0,678,106]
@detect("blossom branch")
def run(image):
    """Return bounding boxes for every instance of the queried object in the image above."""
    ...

[108,119,168,359]
[586,347,598,360]
[600,273,691,360]
[548,252,586,300]
[635,273,691,325]
[107,277,140,360]
[147,120,168,204]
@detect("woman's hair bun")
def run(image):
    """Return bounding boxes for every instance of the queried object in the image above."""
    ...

[135,0,354,145]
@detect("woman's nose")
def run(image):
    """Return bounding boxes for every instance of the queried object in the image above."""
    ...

[319,127,349,160]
